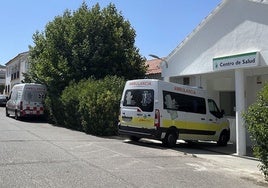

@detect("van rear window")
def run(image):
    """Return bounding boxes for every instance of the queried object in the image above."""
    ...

[24,90,46,102]
[123,89,154,112]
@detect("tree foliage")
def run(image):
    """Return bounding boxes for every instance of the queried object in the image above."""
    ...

[26,2,146,92]
[243,83,268,181]
[25,2,146,125]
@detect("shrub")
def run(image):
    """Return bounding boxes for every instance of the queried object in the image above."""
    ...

[45,93,65,126]
[61,81,84,130]
[79,76,125,136]
[243,83,268,181]
[60,76,125,136]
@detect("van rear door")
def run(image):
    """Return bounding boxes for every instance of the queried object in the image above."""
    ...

[22,86,46,115]
[121,89,155,129]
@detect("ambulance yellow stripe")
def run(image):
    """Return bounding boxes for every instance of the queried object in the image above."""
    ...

[162,119,228,131]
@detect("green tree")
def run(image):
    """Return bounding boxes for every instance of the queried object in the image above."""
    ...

[27,2,146,88]
[243,83,268,181]
[25,2,146,124]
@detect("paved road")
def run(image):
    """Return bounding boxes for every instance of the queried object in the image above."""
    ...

[0,107,267,187]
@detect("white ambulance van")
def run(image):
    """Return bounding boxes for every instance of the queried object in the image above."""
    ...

[118,79,230,147]
[6,83,47,120]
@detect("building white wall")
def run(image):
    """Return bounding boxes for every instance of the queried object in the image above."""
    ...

[5,52,29,94]
[161,0,268,150]
[162,0,268,77]
[0,67,5,85]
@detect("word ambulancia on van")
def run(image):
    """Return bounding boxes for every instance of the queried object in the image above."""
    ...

[6,83,47,120]
[118,79,230,147]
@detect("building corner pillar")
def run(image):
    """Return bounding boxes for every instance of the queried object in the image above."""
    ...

[235,69,246,156]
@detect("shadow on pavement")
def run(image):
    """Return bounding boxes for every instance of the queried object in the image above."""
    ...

[122,137,255,159]
[14,116,48,124]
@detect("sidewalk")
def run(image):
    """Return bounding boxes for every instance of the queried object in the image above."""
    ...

[121,137,268,185]
[189,141,268,185]
[197,141,255,158]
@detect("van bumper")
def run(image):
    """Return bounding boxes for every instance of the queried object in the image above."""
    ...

[118,124,163,140]
[19,110,45,117]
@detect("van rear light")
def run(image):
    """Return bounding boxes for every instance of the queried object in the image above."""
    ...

[20,101,23,110]
[154,109,160,128]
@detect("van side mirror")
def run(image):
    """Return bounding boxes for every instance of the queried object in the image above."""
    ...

[221,109,225,117]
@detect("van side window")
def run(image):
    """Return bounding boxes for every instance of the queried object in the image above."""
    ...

[10,91,16,100]
[123,89,154,112]
[208,99,222,118]
[163,91,206,114]
[17,91,22,101]
[25,91,33,101]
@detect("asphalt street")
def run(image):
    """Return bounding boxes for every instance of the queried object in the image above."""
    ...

[0,107,267,188]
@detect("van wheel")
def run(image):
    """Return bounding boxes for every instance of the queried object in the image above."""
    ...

[130,136,140,142]
[5,108,10,117]
[15,111,20,120]
[163,131,178,148]
[217,131,228,146]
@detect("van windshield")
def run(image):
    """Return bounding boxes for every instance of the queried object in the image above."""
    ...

[123,89,154,112]
[208,99,222,118]
[24,90,46,102]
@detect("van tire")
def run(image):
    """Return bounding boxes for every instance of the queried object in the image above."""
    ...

[217,131,228,146]
[15,110,20,120]
[130,136,140,142]
[5,108,10,117]
[163,131,178,148]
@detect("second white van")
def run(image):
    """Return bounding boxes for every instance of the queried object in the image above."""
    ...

[6,83,47,120]
[118,79,230,147]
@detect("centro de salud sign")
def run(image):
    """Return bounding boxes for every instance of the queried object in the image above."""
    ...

[213,52,259,71]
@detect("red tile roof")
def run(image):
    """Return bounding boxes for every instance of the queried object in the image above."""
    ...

[145,58,162,75]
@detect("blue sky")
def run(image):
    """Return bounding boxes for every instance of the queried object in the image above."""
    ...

[0,0,221,65]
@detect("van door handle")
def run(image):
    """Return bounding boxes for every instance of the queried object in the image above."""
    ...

[201,118,205,120]
[209,119,217,123]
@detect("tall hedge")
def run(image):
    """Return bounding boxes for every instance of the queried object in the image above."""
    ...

[243,83,268,181]
[61,76,125,136]
[60,81,83,130]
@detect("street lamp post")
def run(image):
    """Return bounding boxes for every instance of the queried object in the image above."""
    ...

[149,54,168,68]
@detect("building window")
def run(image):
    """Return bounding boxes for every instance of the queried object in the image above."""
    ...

[183,77,190,85]
[25,61,29,70]
[6,85,10,94]
[219,91,235,117]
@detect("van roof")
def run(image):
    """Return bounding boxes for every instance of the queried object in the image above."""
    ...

[125,79,208,97]
[126,79,205,91]
[14,83,45,86]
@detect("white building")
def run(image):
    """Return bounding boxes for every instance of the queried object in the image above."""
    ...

[161,0,268,155]
[5,51,29,95]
